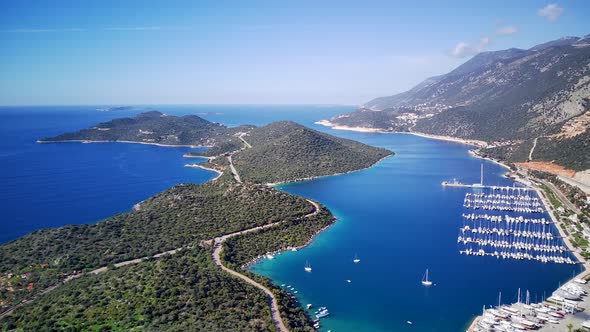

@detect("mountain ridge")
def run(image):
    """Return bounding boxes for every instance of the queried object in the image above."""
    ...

[325,35,590,172]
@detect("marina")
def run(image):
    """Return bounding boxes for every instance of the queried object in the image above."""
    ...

[448,165,575,265]
[457,188,575,265]
[250,130,578,332]
[463,192,544,213]
[469,281,590,332]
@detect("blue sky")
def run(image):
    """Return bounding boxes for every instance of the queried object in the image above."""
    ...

[1,0,589,106]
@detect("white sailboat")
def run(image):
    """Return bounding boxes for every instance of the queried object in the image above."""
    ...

[304,261,312,272]
[353,254,360,263]
[421,269,433,286]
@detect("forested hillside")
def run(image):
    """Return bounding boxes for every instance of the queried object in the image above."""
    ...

[323,36,590,170]
[233,121,393,183]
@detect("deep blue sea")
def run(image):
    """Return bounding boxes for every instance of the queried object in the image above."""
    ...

[0,105,579,331]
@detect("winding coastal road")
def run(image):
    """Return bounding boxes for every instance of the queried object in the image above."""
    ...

[1,194,321,332]
[211,198,320,332]
[1,135,323,331]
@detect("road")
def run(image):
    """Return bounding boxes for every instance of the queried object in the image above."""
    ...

[2,131,321,330]
[212,236,288,332]
[210,198,319,332]
[1,197,320,332]
[227,155,242,183]
[528,137,539,161]
[0,247,188,318]
[0,273,83,320]
[541,179,582,215]
[239,134,252,149]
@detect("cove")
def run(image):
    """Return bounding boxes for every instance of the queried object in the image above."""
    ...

[251,132,579,332]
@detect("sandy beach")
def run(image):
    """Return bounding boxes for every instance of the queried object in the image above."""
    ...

[314,120,488,147]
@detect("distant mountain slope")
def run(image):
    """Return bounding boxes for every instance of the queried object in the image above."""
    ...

[40,111,250,147]
[232,121,393,183]
[323,35,590,171]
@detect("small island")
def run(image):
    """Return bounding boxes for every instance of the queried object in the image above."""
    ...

[1,113,393,331]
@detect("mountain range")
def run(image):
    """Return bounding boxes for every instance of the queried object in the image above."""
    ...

[321,35,590,172]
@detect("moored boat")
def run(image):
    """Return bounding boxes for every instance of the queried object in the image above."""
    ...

[421,268,433,286]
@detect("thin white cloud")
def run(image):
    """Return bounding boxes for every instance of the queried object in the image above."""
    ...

[479,37,490,50]
[2,28,85,33]
[450,37,490,58]
[103,26,162,31]
[496,25,518,35]
[451,42,473,58]
[538,4,564,22]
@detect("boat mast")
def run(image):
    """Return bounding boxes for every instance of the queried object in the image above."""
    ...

[480,164,483,186]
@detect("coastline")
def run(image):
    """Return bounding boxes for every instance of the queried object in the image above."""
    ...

[315,120,488,148]
[32,125,586,330]
[243,222,335,270]
[265,154,393,187]
[184,163,223,181]
[468,149,511,171]
[318,119,589,331]
[183,154,214,160]
[36,139,210,149]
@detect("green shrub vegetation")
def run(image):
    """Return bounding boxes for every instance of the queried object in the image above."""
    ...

[1,115,393,330]
[2,248,312,331]
[233,121,393,183]
[40,111,252,149]
[0,177,314,328]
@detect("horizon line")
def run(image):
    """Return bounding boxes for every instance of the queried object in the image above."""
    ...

[0,103,360,108]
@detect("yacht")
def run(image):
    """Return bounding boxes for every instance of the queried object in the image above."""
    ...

[315,307,330,319]
[353,254,360,263]
[305,261,312,272]
[421,268,433,286]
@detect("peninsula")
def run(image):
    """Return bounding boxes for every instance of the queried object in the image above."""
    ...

[1,114,393,331]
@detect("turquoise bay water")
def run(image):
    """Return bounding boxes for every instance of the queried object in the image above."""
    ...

[252,132,579,331]
[0,105,578,331]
